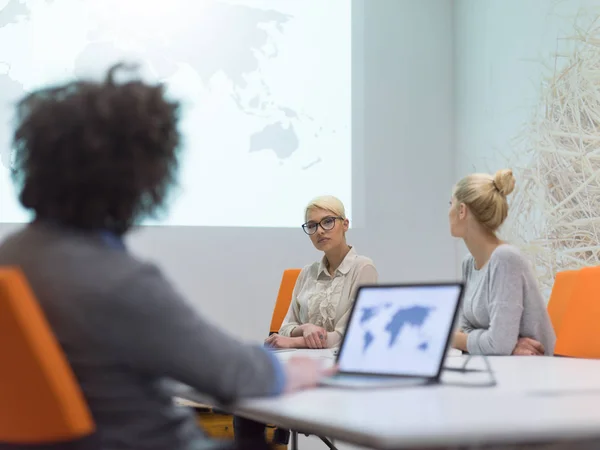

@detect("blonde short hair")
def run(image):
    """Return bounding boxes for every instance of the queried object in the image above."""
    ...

[304,195,346,221]
[453,169,516,232]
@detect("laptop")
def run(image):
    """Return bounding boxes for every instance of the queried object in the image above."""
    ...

[320,282,464,388]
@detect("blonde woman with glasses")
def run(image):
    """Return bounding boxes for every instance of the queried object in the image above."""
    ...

[236,196,377,446]
[265,195,378,349]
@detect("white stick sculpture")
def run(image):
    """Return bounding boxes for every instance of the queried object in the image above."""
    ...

[503,13,600,299]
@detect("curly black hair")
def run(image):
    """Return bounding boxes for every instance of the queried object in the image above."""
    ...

[11,63,181,235]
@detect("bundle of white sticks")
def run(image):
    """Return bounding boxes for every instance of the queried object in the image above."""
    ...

[503,14,600,298]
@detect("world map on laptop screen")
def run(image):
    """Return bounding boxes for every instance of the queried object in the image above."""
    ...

[338,284,461,378]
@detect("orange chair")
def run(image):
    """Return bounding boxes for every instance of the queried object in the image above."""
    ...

[547,269,579,337]
[266,269,299,446]
[554,266,600,358]
[268,269,301,334]
[0,267,98,449]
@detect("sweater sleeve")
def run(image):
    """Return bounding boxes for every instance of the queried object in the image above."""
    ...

[466,251,525,355]
[458,256,475,333]
[90,262,286,404]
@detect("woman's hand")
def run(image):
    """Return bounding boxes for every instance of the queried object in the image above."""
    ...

[300,324,328,349]
[451,331,468,352]
[512,337,545,356]
[264,334,294,349]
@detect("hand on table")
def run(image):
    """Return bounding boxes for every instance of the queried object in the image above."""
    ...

[264,334,294,349]
[299,324,328,349]
[512,337,545,356]
[283,356,337,393]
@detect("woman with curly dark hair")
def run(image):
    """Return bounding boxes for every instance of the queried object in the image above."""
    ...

[0,64,332,450]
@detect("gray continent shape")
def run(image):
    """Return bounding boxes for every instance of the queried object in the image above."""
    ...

[0,0,54,28]
[249,122,298,160]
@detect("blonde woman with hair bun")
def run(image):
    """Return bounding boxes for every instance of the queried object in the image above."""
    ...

[448,169,555,356]
[265,195,378,350]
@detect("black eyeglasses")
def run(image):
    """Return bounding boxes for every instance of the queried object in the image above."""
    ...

[302,216,343,235]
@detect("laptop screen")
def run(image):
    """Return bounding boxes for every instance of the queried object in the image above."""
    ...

[337,283,463,378]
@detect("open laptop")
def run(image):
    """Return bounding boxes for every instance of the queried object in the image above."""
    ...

[320,282,464,388]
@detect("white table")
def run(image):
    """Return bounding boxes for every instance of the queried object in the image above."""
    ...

[214,350,600,449]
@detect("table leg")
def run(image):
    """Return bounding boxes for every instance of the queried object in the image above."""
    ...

[290,430,299,450]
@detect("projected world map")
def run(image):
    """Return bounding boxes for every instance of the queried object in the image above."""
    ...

[0,0,351,227]
[0,0,310,166]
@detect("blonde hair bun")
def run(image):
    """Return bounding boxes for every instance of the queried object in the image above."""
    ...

[493,169,516,197]
[453,170,515,232]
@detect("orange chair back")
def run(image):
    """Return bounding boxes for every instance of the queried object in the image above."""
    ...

[0,267,96,446]
[547,269,578,337]
[554,266,600,358]
[269,269,301,334]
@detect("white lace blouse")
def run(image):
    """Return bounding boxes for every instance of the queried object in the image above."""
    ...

[278,247,378,347]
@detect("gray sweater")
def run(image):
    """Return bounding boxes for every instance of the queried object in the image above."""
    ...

[460,244,556,356]
[0,223,284,450]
